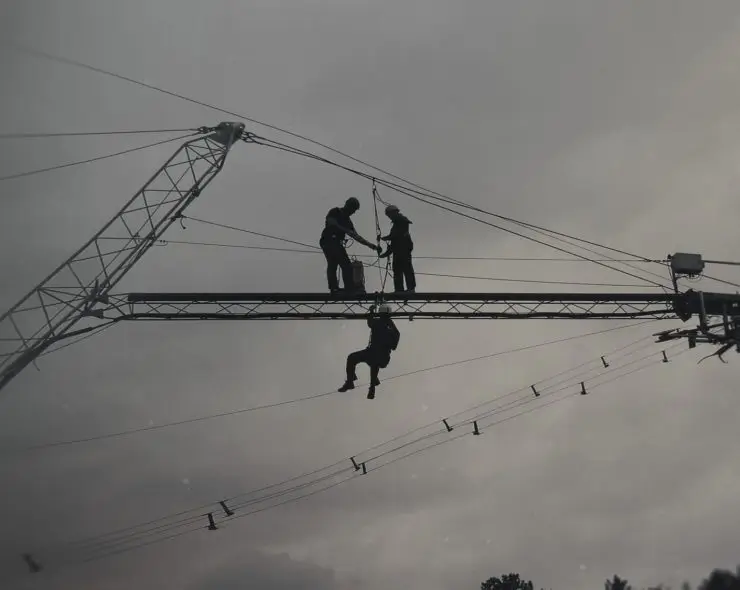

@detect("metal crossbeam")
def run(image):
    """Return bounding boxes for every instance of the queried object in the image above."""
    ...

[0,123,245,393]
[88,291,729,321]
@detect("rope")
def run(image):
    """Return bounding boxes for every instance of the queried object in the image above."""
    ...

[371,180,385,290]
[372,181,393,292]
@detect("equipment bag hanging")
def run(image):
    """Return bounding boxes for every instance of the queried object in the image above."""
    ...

[351,260,366,293]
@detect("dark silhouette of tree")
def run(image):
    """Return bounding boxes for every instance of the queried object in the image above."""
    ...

[478,564,740,590]
[605,574,632,590]
[697,565,740,590]
[480,572,536,590]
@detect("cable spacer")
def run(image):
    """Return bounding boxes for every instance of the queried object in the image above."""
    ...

[206,513,218,531]
[219,501,234,517]
[662,350,669,363]
[361,462,367,475]
[473,421,481,436]
[531,385,540,397]
[601,356,609,368]
[443,419,453,432]
[580,382,588,395]
[350,457,361,471]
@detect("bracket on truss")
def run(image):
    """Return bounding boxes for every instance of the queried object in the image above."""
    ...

[655,252,740,362]
[655,303,740,363]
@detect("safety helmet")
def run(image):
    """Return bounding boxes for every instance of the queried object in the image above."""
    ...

[378,303,392,314]
[345,197,360,211]
[385,205,399,215]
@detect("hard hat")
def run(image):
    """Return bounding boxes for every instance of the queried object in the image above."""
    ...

[378,303,392,314]
[345,197,360,210]
[385,204,399,215]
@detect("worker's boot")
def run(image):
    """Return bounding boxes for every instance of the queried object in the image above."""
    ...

[367,385,376,400]
[338,379,355,392]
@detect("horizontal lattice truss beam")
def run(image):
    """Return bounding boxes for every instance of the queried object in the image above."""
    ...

[87,290,740,321]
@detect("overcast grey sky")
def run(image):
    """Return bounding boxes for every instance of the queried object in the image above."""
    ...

[2,1,740,589]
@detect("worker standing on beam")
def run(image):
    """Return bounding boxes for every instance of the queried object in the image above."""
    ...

[320,197,380,294]
[338,304,400,399]
[379,205,416,293]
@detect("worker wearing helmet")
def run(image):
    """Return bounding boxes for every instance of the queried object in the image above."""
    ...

[338,303,400,399]
[321,197,380,294]
[379,205,416,293]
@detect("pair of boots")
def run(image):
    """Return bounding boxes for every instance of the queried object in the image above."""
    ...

[338,373,380,400]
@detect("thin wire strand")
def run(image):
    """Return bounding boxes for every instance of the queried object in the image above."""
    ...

[55,345,690,567]
[41,322,668,557]
[0,132,198,182]
[90,238,667,262]
[6,320,661,455]
[8,42,668,285]
[251,135,668,289]
[157,219,658,288]
[0,128,196,139]
[180,215,320,250]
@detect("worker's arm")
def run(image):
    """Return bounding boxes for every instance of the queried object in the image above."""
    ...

[326,217,378,251]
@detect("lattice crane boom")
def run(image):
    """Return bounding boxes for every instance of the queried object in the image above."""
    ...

[0,122,245,393]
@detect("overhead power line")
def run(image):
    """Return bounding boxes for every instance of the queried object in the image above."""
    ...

[166,216,657,288]
[0,132,198,182]
[249,135,670,290]
[98,236,664,263]
[47,340,689,567]
[7,42,668,287]
[6,319,664,454]
[0,128,196,139]
[47,331,669,550]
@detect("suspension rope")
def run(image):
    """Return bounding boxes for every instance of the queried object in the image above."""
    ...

[372,180,391,292]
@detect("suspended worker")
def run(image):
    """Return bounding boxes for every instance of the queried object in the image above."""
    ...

[320,197,381,294]
[338,303,400,399]
[379,205,416,293]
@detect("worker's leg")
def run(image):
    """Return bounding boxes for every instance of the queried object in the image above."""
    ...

[347,349,371,381]
[367,364,379,399]
[403,252,416,291]
[392,253,405,292]
[338,349,371,392]
[366,350,389,400]
[321,238,340,292]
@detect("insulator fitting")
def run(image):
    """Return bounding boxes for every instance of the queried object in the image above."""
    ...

[219,501,234,517]
[207,512,217,531]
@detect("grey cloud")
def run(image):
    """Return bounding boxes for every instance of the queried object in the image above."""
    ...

[188,550,341,590]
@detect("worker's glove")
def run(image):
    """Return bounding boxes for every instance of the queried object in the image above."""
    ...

[375,245,382,254]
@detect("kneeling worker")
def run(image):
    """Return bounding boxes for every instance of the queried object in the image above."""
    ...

[338,303,400,399]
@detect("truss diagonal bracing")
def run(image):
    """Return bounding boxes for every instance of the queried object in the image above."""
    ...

[93,290,740,321]
[0,123,245,392]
